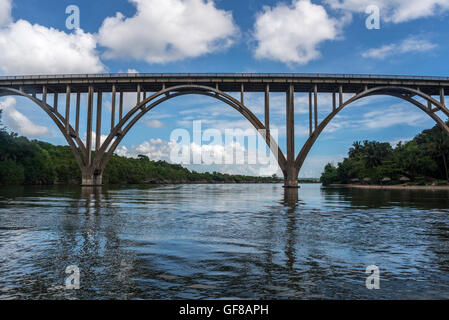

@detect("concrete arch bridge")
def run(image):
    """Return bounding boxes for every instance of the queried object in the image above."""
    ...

[1,73,448,188]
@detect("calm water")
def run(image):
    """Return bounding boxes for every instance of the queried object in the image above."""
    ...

[0,183,449,300]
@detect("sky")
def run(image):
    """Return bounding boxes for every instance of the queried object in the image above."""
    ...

[0,0,448,178]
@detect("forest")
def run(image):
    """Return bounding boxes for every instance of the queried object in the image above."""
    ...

[320,121,449,186]
[0,110,279,185]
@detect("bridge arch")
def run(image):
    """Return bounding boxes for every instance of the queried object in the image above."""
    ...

[0,87,87,170]
[90,84,288,181]
[295,86,449,175]
[1,84,287,185]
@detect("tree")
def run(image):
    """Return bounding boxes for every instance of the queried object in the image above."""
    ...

[0,159,25,185]
[348,140,392,168]
[416,127,449,181]
[321,124,449,185]
[348,141,363,158]
[138,154,150,162]
[320,163,339,185]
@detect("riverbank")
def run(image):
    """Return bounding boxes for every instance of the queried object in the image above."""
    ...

[54,179,318,185]
[49,179,284,186]
[137,179,283,185]
[327,184,449,190]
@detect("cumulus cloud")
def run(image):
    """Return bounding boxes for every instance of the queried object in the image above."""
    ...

[325,0,449,23]
[253,0,343,65]
[0,20,105,75]
[362,37,437,59]
[127,68,139,74]
[0,0,12,26]
[115,137,282,176]
[0,97,49,137]
[82,132,116,150]
[134,138,177,159]
[98,0,239,64]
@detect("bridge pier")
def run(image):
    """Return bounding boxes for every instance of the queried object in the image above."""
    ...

[81,170,103,186]
[283,167,299,188]
[284,84,299,189]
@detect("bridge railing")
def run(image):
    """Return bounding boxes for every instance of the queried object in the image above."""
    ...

[1,73,449,81]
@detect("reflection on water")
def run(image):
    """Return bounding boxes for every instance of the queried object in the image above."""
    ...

[0,184,448,299]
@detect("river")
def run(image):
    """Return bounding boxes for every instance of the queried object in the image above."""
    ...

[0,183,448,299]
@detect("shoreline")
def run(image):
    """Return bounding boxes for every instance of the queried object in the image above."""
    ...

[0,180,284,187]
[327,184,449,191]
[0,181,324,187]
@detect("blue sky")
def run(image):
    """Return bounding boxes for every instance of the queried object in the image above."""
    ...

[0,0,448,177]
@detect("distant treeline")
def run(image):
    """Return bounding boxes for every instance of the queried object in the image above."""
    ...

[320,121,449,186]
[0,111,280,186]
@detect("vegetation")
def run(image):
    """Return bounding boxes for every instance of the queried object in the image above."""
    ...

[320,121,449,186]
[0,111,280,186]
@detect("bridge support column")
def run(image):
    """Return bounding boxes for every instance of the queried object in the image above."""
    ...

[284,84,299,189]
[284,166,299,188]
[81,169,103,186]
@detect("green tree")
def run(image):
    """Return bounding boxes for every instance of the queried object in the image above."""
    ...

[321,123,449,185]
[416,127,449,181]
[0,159,25,185]
[320,163,339,185]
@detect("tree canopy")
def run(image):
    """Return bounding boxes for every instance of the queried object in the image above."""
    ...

[320,121,449,186]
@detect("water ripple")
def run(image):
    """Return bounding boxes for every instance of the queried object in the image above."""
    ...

[0,184,448,299]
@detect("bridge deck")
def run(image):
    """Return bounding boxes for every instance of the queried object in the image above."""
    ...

[1,73,449,95]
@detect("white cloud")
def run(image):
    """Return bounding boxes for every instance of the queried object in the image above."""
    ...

[82,132,115,150]
[362,37,437,59]
[115,145,129,158]
[98,0,238,64]
[325,0,449,23]
[0,0,12,26]
[146,119,164,128]
[253,0,343,65]
[0,97,49,137]
[134,138,176,159]
[0,20,105,75]
[115,138,282,177]
[389,137,413,147]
